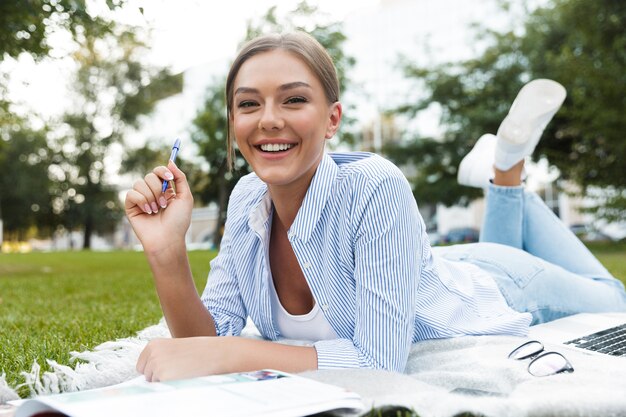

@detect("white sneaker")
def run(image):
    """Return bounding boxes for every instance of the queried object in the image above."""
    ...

[494,79,566,170]
[457,133,497,188]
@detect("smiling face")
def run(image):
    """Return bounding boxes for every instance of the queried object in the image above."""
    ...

[231,49,341,194]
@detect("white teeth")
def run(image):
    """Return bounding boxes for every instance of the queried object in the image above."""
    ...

[260,143,294,152]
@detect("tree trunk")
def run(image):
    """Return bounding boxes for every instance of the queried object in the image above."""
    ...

[83,212,93,249]
[212,162,228,249]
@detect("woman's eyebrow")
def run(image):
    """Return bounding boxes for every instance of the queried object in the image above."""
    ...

[278,81,312,91]
[234,86,258,96]
[234,82,312,97]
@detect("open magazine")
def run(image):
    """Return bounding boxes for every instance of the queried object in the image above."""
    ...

[11,370,364,417]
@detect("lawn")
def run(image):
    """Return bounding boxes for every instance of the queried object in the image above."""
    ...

[0,249,214,397]
[1,243,625,398]
[586,242,626,281]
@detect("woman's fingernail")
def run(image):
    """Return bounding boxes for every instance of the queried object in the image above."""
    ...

[159,196,167,208]
[150,202,159,213]
[164,171,174,180]
[144,204,152,214]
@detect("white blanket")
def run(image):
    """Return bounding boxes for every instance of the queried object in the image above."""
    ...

[304,336,626,416]
[2,320,626,417]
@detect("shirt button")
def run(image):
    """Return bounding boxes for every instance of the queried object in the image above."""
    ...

[321,304,329,311]
[302,261,312,269]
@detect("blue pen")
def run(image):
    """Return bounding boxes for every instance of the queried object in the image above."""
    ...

[162,138,181,193]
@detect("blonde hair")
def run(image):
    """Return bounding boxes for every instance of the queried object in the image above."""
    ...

[225,31,340,169]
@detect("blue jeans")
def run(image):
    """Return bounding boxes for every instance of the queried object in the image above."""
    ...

[434,184,626,325]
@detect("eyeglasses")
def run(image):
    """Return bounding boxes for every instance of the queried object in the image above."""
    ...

[508,340,574,377]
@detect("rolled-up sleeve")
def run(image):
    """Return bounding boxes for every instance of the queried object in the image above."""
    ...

[200,192,249,337]
[201,232,247,337]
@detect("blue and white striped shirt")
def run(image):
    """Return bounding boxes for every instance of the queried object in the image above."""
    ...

[200,152,531,372]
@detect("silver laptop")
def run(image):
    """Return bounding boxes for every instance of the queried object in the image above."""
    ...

[528,312,626,357]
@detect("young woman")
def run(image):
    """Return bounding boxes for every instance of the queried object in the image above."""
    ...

[124,32,626,382]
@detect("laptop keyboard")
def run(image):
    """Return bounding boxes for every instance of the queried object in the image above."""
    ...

[564,323,626,356]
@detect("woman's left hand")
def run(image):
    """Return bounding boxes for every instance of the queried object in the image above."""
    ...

[137,337,234,382]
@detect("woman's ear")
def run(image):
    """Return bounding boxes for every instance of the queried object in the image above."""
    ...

[325,102,342,139]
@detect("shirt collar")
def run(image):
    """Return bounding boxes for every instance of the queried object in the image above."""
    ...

[289,153,338,243]
[248,184,272,240]
[247,153,338,243]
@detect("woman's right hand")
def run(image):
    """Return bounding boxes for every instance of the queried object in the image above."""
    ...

[124,160,193,254]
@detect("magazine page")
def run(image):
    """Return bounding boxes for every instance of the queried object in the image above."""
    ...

[14,370,364,417]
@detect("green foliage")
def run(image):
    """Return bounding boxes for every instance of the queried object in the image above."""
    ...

[0,125,56,239]
[389,0,626,219]
[521,0,626,221]
[0,3,178,243]
[0,249,213,398]
[49,29,179,248]
[190,81,248,247]
[0,0,126,60]
[386,29,529,208]
[120,141,206,213]
[120,142,171,177]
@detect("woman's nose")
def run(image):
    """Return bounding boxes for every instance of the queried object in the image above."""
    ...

[258,105,285,131]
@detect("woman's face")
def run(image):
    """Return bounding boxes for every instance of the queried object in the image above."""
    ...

[231,49,341,193]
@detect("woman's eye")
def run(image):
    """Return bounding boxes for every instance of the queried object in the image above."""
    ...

[237,101,257,108]
[285,96,307,104]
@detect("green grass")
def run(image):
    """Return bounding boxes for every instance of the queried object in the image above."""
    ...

[586,242,626,282]
[0,250,215,397]
[1,244,625,398]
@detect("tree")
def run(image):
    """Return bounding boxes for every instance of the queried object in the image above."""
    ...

[191,1,356,246]
[0,1,128,144]
[120,141,205,204]
[385,30,527,208]
[0,125,56,241]
[190,81,248,248]
[522,0,626,221]
[389,0,626,221]
[51,30,181,248]
[120,142,171,177]
[0,2,181,245]
[0,0,125,60]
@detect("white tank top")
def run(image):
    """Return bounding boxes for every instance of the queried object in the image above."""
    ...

[268,273,338,341]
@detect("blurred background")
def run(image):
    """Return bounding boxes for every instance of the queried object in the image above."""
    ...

[1,0,624,252]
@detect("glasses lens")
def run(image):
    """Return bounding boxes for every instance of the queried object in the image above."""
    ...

[509,341,543,360]
[528,352,574,377]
